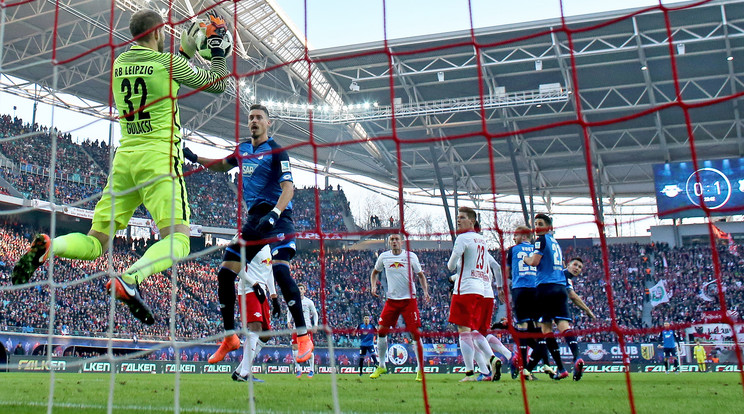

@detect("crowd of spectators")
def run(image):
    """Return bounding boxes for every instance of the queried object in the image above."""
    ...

[562,242,744,342]
[0,113,353,232]
[0,114,106,179]
[3,219,741,353]
[290,184,350,233]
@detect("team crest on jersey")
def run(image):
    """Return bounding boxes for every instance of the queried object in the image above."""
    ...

[281,161,291,172]
[387,344,409,366]
[641,344,655,360]
[389,262,405,269]
[534,241,542,249]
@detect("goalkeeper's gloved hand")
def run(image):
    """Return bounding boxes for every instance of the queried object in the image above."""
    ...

[257,208,280,234]
[178,21,200,59]
[183,147,198,163]
[271,297,282,318]
[253,283,266,303]
[205,11,231,58]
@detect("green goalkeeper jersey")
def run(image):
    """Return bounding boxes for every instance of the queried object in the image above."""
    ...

[112,45,229,154]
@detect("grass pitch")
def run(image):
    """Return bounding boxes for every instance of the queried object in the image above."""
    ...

[0,372,741,413]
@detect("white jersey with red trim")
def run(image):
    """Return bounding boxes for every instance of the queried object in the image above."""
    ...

[374,250,423,300]
[447,231,489,296]
[287,297,318,329]
[237,245,276,296]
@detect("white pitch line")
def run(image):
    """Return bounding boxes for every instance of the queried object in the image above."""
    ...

[0,400,372,414]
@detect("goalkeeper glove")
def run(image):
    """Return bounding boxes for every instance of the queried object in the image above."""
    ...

[257,208,280,234]
[253,283,266,303]
[178,21,200,59]
[271,297,282,318]
[183,147,198,163]
[205,11,231,58]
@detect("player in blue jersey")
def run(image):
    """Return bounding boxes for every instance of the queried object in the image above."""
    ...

[184,104,312,364]
[658,322,681,373]
[505,225,540,379]
[356,316,379,376]
[560,257,595,381]
[522,213,571,380]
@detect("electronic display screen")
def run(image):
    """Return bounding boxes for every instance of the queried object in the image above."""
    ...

[653,158,744,218]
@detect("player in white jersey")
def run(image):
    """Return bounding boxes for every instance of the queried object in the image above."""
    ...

[369,234,430,381]
[288,283,318,378]
[482,252,513,380]
[447,206,498,382]
[233,245,280,383]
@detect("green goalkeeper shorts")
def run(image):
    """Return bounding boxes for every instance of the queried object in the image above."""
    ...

[92,149,190,234]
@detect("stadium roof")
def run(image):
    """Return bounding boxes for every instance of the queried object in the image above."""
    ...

[2,0,744,214]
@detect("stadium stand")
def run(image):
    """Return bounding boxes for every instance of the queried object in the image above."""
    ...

[2,220,741,360]
[0,113,351,232]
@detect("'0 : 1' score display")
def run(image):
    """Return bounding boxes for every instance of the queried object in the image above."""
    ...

[652,158,744,218]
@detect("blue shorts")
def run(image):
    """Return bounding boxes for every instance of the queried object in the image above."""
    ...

[224,203,296,262]
[536,283,571,323]
[512,287,538,324]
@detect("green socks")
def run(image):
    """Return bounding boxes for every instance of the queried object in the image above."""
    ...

[51,232,190,285]
[122,232,190,284]
[53,233,103,260]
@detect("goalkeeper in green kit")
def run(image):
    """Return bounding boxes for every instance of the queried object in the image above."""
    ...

[11,9,231,325]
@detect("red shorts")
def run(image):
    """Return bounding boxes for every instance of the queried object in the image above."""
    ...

[377,299,420,337]
[291,331,314,346]
[448,293,482,330]
[238,292,271,331]
[475,297,494,333]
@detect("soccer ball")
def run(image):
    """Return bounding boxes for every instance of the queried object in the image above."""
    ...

[194,21,233,60]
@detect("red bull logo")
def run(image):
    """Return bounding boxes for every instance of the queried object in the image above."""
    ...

[261,258,272,266]
[389,262,405,269]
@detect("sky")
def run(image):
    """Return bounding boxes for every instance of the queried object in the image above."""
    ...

[0,0,691,240]
[273,0,685,50]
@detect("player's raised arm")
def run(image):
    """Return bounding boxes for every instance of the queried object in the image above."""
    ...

[523,235,544,267]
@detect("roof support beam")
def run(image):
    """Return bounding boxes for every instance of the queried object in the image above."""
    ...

[429,144,455,242]
[633,16,671,163]
[721,5,744,157]
[502,109,530,225]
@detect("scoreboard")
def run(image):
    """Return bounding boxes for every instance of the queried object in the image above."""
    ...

[653,157,744,218]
